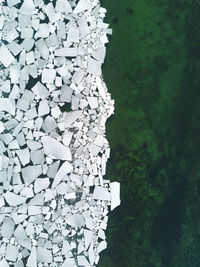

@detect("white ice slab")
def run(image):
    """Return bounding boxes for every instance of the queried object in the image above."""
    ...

[66,214,85,228]
[55,47,78,57]
[41,136,72,160]
[52,161,73,188]
[0,44,14,67]
[93,186,111,201]
[110,182,121,211]
[4,192,26,206]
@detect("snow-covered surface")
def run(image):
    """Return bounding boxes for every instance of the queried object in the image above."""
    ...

[0,0,120,266]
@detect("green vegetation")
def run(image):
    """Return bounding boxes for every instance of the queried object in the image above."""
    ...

[99,1,200,266]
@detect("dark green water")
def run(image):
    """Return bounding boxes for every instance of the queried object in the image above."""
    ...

[99,1,200,266]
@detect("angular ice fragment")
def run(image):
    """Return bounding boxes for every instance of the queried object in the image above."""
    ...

[64,111,82,128]
[31,149,45,165]
[93,186,111,201]
[16,148,30,166]
[0,259,9,267]
[60,85,73,102]
[37,247,52,263]
[87,57,102,76]
[27,247,37,267]
[45,33,58,48]
[0,44,14,67]
[1,217,15,239]
[4,192,26,206]
[66,214,85,228]
[35,39,49,60]
[19,0,35,15]
[34,178,50,193]
[41,136,72,160]
[87,96,98,109]
[88,143,101,156]
[7,41,23,56]
[55,47,78,57]
[42,116,57,133]
[71,69,84,85]
[31,81,49,98]
[6,244,19,262]
[22,165,43,185]
[0,98,15,116]
[38,99,50,117]
[92,47,106,63]
[67,27,79,43]
[78,16,89,37]
[52,161,73,188]
[77,255,90,266]
[73,0,93,14]
[110,182,121,211]
[84,229,93,249]
[42,69,56,84]
[36,23,49,38]
[55,0,72,13]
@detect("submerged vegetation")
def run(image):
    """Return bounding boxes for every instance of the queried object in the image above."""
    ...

[99,0,200,266]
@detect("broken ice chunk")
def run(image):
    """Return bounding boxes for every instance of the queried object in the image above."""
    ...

[10,64,20,83]
[27,140,42,151]
[0,259,9,267]
[16,147,30,166]
[60,85,73,102]
[87,96,98,109]
[89,143,101,156]
[42,116,57,133]
[67,27,79,43]
[27,247,37,267]
[41,136,72,160]
[78,16,90,37]
[93,186,111,201]
[38,99,50,117]
[0,98,15,115]
[35,39,49,60]
[31,81,49,98]
[57,21,66,39]
[110,182,121,211]
[7,41,23,56]
[92,47,106,63]
[47,161,60,178]
[55,0,72,13]
[37,247,52,263]
[77,255,90,266]
[52,161,73,188]
[87,57,102,76]
[22,165,43,185]
[44,3,56,23]
[64,111,82,128]
[55,47,78,57]
[26,51,35,64]
[62,131,73,146]
[84,229,93,249]
[45,33,58,48]
[66,214,85,228]
[4,191,26,206]
[31,149,45,165]
[73,0,93,14]
[35,24,49,38]
[71,69,84,85]
[0,80,10,93]
[34,178,50,193]
[42,69,56,84]
[19,0,35,14]
[0,44,14,67]
[6,244,19,262]
[1,217,15,239]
